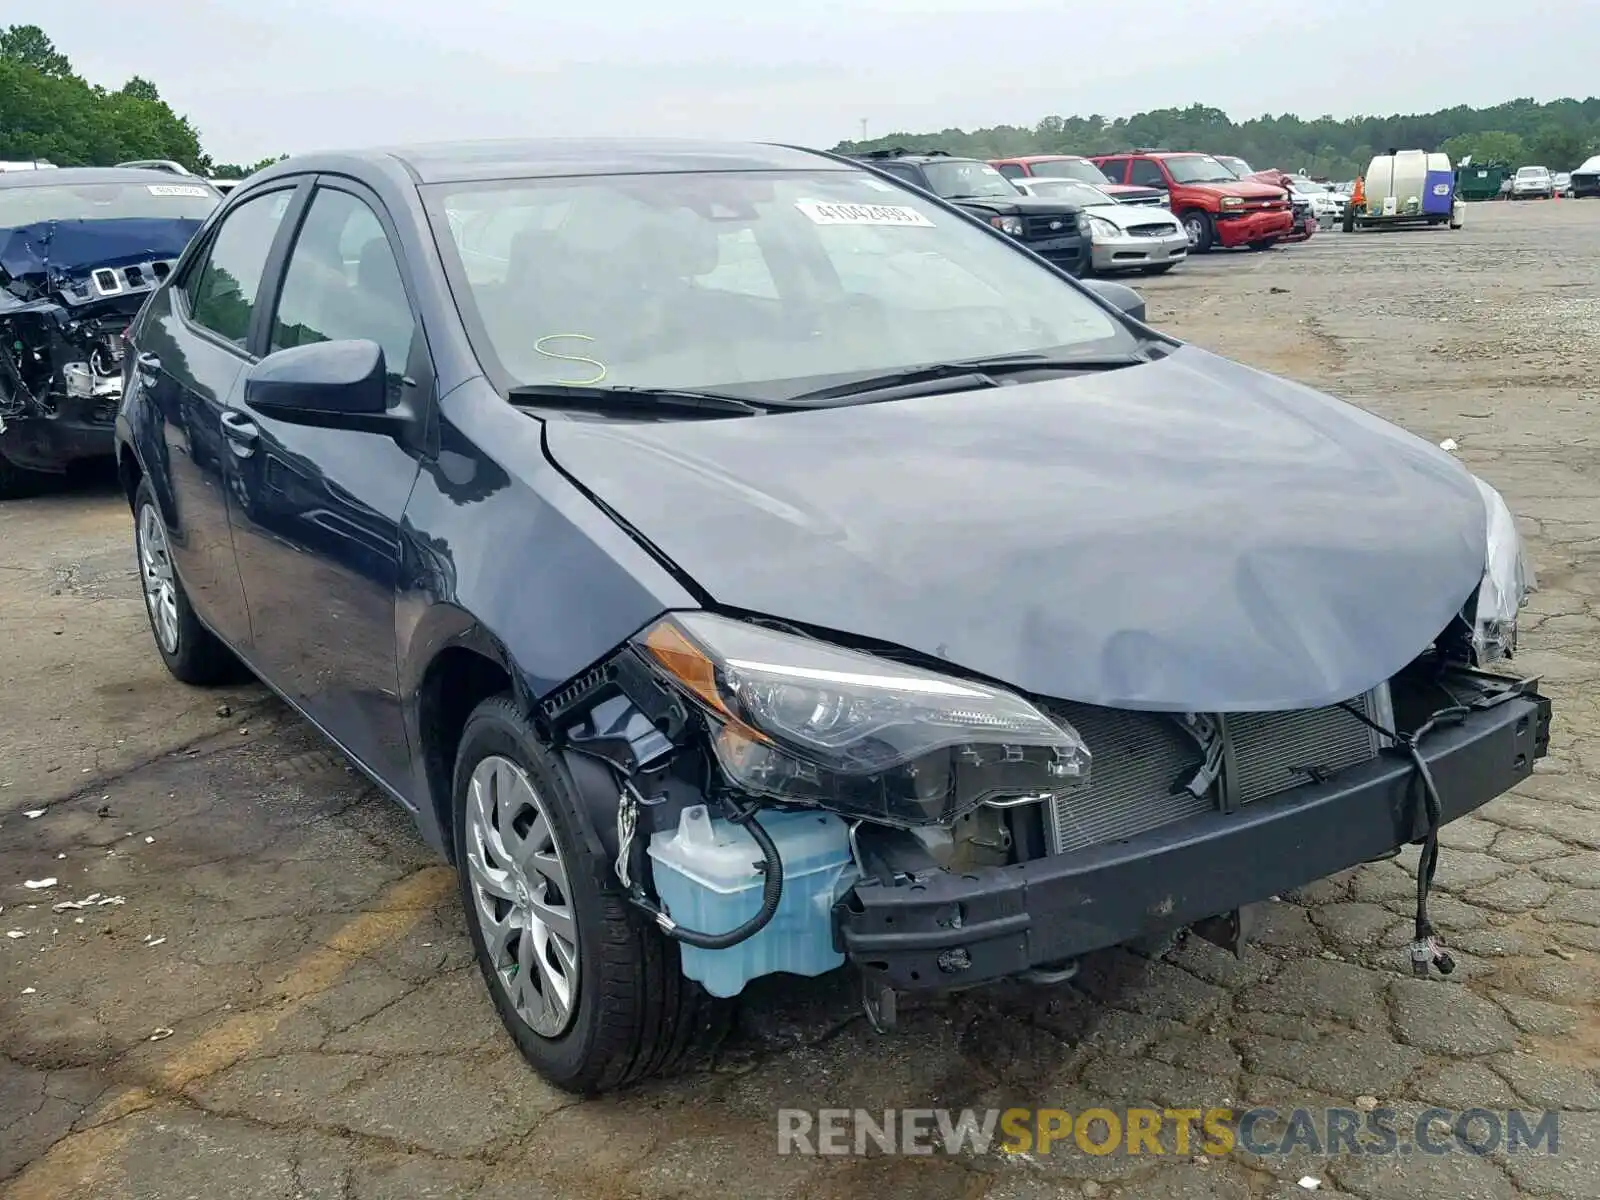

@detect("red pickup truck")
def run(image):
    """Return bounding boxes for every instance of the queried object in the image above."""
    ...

[1090,151,1293,252]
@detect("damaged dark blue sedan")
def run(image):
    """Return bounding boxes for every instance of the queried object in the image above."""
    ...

[0,167,220,497]
[114,139,1549,1095]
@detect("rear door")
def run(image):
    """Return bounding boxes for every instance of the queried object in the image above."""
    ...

[223,177,431,791]
[136,183,301,650]
[1096,157,1131,184]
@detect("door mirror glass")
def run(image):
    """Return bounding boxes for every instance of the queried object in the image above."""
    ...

[245,339,388,421]
[1081,279,1147,324]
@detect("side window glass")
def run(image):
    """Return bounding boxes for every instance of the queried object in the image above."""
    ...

[186,190,292,347]
[1098,158,1128,183]
[996,163,1025,180]
[877,163,923,189]
[270,188,418,378]
[1129,160,1167,188]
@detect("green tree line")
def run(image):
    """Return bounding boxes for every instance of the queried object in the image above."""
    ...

[0,24,282,177]
[836,100,1600,179]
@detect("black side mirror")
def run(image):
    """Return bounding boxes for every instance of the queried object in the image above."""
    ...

[1081,278,1147,324]
[244,339,414,438]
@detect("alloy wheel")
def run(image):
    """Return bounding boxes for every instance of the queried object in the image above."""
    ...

[137,502,180,655]
[1183,215,1205,247]
[464,754,580,1037]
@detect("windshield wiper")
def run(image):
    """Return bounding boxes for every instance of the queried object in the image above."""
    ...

[505,383,768,416]
[783,352,1150,406]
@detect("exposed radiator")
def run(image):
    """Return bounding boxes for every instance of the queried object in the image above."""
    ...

[1040,703,1215,854]
[1227,689,1387,806]
[1041,685,1392,855]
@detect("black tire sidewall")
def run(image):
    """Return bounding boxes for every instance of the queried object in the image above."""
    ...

[0,448,50,501]
[134,479,190,674]
[450,695,626,1090]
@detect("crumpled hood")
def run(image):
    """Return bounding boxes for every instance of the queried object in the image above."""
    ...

[0,217,202,284]
[543,346,1488,712]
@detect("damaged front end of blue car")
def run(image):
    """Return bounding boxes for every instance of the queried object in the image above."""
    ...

[0,177,216,487]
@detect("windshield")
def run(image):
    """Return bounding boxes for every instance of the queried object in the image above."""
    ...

[1213,156,1252,178]
[1290,179,1326,194]
[1022,179,1114,206]
[1516,166,1548,179]
[1163,155,1241,184]
[0,180,219,227]
[920,160,1020,199]
[430,168,1131,401]
[1027,159,1111,185]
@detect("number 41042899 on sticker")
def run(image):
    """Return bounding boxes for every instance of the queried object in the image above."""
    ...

[794,200,934,227]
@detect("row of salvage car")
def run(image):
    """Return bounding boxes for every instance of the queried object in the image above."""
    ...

[848,147,1339,281]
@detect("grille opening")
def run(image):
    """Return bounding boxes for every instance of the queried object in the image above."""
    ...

[1042,686,1390,856]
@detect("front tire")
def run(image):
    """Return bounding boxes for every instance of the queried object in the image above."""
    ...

[1180,210,1215,253]
[452,694,731,1095]
[133,478,238,684]
[1248,238,1278,251]
[1139,263,1178,275]
[0,448,52,501]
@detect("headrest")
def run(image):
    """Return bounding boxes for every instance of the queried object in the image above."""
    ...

[356,237,403,298]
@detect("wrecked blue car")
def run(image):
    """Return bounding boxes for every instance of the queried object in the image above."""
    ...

[0,167,219,497]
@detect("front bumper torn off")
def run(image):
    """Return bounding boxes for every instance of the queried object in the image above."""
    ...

[836,683,1549,992]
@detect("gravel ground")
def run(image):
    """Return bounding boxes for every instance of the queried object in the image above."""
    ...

[2,198,1597,1200]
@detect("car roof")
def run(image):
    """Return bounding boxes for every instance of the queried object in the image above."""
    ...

[1100,151,1211,159]
[0,166,216,190]
[999,154,1089,163]
[275,138,847,185]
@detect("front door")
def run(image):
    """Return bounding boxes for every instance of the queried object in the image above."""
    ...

[223,180,430,792]
[139,185,299,650]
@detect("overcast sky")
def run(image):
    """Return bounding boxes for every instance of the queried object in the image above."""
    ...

[20,0,1598,163]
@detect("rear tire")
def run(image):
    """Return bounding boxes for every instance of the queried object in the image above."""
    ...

[0,448,52,501]
[1341,208,1355,233]
[1180,210,1214,253]
[452,694,732,1095]
[133,478,239,685]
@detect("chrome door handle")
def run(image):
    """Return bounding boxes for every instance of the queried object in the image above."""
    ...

[219,410,258,457]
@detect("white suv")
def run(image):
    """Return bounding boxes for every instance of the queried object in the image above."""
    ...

[1510,165,1554,200]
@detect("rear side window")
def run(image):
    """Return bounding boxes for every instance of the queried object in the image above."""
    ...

[1129,159,1167,188]
[1097,157,1129,183]
[995,163,1025,180]
[185,190,292,347]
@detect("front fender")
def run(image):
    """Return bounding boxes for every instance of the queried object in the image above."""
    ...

[395,386,701,838]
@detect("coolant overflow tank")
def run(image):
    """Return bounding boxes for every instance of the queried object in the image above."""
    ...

[647,805,858,997]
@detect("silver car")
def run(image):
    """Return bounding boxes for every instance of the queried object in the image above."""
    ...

[1511,165,1553,199]
[1013,177,1188,275]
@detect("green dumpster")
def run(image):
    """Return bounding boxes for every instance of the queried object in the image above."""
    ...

[1456,163,1508,201]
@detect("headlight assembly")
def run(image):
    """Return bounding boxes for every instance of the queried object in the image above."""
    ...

[1087,215,1119,239]
[989,214,1025,237]
[634,612,1091,827]
[1466,475,1535,663]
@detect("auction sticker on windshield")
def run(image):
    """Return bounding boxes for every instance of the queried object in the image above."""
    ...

[147,184,213,197]
[795,200,934,227]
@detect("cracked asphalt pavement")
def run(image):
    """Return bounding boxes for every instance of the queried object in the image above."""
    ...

[3,200,1598,1199]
